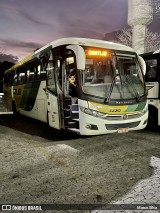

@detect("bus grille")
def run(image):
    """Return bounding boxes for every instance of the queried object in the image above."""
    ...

[105,121,140,130]
[104,113,143,120]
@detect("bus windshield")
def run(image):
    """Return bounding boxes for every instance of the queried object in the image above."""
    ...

[82,48,145,102]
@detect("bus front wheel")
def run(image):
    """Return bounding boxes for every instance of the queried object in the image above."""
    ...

[147,107,158,130]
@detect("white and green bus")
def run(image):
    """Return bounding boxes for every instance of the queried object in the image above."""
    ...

[141,50,160,129]
[3,37,148,135]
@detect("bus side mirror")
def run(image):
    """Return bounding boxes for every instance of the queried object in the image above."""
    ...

[138,56,146,76]
[66,45,85,70]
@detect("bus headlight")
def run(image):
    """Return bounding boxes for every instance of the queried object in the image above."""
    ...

[141,105,148,115]
[80,106,107,118]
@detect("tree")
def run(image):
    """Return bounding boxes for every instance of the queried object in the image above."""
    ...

[0,61,15,93]
[145,30,160,52]
[116,28,132,47]
[116,28,160,53]
[0,49,18,92]
[0,48,18,63]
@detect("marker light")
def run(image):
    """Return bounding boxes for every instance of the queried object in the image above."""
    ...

[86,49,110,58]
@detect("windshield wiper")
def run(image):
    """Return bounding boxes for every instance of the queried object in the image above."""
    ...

[104,77,116,103]
[126,75,140,102]
[104,51,124,104]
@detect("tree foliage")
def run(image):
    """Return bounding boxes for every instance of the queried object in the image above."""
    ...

[0,61,14,92]
[116,28,132,47]
[0,48,18,92]
[116,28,160,53]
[0,47,18,63]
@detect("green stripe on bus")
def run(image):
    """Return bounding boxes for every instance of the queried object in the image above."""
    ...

[126,100,147,112]
[135,100,147,111]
[20,81,41,111]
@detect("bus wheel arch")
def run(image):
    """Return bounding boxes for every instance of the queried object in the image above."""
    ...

[147,105,158,129]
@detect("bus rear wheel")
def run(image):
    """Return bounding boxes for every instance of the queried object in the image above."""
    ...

[12,101,17,114]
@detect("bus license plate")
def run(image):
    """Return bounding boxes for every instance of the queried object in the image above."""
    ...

[118,128,128,133]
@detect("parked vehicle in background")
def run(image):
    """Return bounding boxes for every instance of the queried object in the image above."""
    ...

[141,50,160,129]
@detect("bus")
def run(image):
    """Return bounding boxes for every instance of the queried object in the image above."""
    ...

[141,50,160,129]
[3,37,148,135]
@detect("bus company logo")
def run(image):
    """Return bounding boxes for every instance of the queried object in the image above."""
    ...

[122,114,128,120]
[116,101,133,104]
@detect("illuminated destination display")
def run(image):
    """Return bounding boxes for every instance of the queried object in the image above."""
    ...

[86,49,110,57]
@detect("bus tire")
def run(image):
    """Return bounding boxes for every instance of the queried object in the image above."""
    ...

[12,101,17,114]
[147,106,158,130]
[47,111,50,126]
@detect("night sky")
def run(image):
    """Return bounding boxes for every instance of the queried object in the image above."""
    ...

[0,0,159,60]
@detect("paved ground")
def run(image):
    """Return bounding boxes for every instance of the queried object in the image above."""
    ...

[92,156,160,213]
[0,114,160,213]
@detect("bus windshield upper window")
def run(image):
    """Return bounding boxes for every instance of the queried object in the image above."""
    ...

[145,59,157,81]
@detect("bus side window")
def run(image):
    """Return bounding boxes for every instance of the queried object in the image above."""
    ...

[27,62,35,82]
[56,59,62,88]
[146,64,156,79]
[35,62,46,80]
[145,59,157,81]
[13,70,18,86]
[40,70,46,79]
[5,72,13,86]
[46,60,57,94]
[4,74,8,85]
[35,63,40,80]
[18,67,26,84]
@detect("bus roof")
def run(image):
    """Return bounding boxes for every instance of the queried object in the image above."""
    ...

[36,37,134,54]
[5,37,134,74]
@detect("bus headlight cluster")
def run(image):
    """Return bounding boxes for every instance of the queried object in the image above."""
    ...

[80,106,108,118]
[141,105,148,115]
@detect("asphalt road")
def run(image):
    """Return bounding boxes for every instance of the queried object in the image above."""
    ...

[0,114,160,213]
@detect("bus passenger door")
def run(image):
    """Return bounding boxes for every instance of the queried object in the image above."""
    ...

[46,59,60,129]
